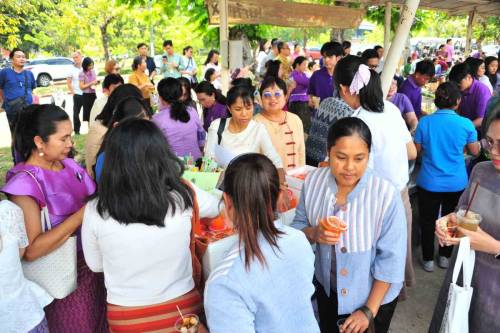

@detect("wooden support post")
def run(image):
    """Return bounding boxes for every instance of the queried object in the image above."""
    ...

[465,10,476,57]
[381,0,420,97]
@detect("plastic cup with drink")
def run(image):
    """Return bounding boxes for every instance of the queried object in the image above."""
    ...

[175,314,200,333]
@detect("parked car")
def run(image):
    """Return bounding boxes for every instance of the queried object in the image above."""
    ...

[24,57,74,87]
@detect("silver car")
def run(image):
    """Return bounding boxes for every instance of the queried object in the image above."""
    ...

[24,57,75,87]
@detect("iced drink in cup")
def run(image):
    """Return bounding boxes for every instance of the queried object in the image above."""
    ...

[175,314,199,333]
[456,208,482,232]
[319,216,348,233]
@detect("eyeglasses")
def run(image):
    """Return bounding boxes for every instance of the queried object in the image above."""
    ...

[485,138,500,153]
[262,91,283,99]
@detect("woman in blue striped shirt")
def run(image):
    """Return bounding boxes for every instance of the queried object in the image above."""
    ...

[292,117,407,333]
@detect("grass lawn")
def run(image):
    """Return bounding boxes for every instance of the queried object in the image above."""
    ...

[0,134,87,199]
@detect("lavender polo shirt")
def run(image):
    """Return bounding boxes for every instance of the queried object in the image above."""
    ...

[307,67,336,101]
[289,70,310,103]
[203,102,228,132]
[398,75,422,117]
[153,106,204,160]
[390,92,415,116]
[458,79,492,123]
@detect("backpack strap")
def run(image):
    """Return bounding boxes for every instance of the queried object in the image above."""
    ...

[217,117,228,145]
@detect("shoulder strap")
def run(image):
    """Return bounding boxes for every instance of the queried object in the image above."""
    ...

[217,117,228,145]
[19,170,52,232]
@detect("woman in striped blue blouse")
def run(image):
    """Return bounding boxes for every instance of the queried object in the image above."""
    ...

[292,117,407,333]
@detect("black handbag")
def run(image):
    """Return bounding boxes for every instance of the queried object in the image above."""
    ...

[7,71,29,113]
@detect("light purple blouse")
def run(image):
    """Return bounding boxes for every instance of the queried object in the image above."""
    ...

[289,70,310,103]
[152,105,204,160]
[79,69,97,94]
[2,158,96,229]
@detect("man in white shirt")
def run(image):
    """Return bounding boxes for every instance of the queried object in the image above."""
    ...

[67,51,84,134]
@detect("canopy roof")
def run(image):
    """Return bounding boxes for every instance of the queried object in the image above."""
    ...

[340,0,500,16]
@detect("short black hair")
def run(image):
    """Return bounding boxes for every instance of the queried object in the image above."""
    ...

[96,84,144,126]
[227,85,254,108]
[438,44,445,49]
[204,68,216,82]
[163,40,173,48]
[446,38,452,43]
[342,41,351,49]
[231,77,255,97]
[102,74,124,89]
[308,61,316,70]
[434,81,461,109]
[270,38,279,47]
[277,41,285,53]
[449,63,472,84]
[259,76,287,96]
[82,57,94,72]
[9,48,24,59]
[183,46,192,55]
[415,59,435,77]
[321,42,343,57]
[374,45,383,51]
[327,117,372,152]
[137,43,147,49]
[362,49,379,60]
[92,118,194,227]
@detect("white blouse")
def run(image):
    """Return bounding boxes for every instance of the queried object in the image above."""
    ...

[82,184,220,307]
[205,118,284,168]
[0,200,53,333]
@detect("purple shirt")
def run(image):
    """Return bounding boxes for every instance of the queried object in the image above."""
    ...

[398,75,422,117]
[153,105,204,160]
[458,79,492,122]
[307,67,336,101]
[289,70,310,103]
[203,101,227,132]
[390,92,415,116]
[2,158,95,250]
[79,69,97,94]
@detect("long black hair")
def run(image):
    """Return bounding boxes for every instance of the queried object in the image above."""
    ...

[92,119,193,226]
[259,39,268,52]
[264,60,281,79]
[485,56,498,87]
[327,117,372,152]
[464,57,484,80]
[334,55,384,113]
[14,104,70,162]
[95,84,145,127]
[204,49,219,66]
[222,153,283,269]
[157,78,190,123]
[178,77,196,109]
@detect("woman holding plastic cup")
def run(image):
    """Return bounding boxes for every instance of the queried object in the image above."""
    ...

[292,117,407,333]
[430,110,500,333]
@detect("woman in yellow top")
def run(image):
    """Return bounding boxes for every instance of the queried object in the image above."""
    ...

[255,76,305,170]
[128,56,155,105]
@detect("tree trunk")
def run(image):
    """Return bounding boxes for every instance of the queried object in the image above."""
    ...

[476,19,488,53]
[100,16,115,61]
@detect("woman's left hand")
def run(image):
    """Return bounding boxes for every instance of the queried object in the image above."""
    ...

[341,310,370,333]
[457,226,500,254]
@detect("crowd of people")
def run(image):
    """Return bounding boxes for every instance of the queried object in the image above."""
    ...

[0,35,499,333]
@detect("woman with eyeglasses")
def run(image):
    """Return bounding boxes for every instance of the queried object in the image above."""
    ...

[414,82,480,272]
[254,76,305,170]
[204,153,319,333]
[205,85,282,169]
[430,109,500,333]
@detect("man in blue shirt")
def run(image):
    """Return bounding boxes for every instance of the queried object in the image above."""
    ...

[137,43,157,81]
[0,48,36,132]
